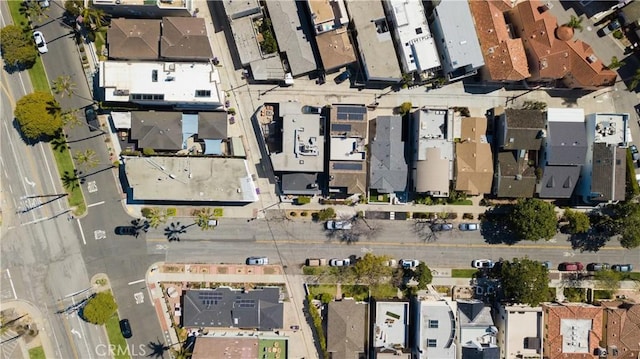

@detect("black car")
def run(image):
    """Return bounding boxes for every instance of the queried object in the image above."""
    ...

[119,319,132,338]
[85,105,99,131]
[334,69,351,84]
[115,226,138,237]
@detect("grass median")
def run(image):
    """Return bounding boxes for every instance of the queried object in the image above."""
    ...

[105,316,131,359]
[28,346,45,359]
[451,269,478,278]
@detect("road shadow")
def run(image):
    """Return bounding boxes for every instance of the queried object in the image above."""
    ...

[569,231,611,252]
[481,206,519,245]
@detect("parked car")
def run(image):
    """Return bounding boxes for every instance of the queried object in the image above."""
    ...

[612,264,633,272]
[400,259,420,269]
[458,223,479,231]
[587,263,610,271]
[32,31,48,54]
[472,259,494,269]
[114,226,137,236]
[302,105,322,114]
[38,0,50,8]
[329,258,351,267]
[334,69,351,84]
[119,319,132,338]
[326,220,352,230]
[541,261,552,269]
[246,256,268,265]
[431,223,453,232]
[85,105,99,131]
[305,258,327,267]
[383,259,397,267]
[558,262,584,271]
[598,19,621,36]
[630,145,639,161]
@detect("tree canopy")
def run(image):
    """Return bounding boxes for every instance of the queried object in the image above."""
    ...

[508,199,558,241]
[594,270,621,291]
[317,207,336,221]
[413,263,433,290]
[0,25,38,69]
[563,208,590,234]
[352,253,392,285]
[82,292,117,325]
[612,202,640,249]
[493,258,550,307]
[14,91,63,139]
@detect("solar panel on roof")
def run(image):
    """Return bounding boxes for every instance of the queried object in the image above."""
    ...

[332,124,352,132]
[333,162,363,171]
[336,105,366,121]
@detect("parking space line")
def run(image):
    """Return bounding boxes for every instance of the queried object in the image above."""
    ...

[87,201,105,208]
[128,279,145,285]
[76,219,86,245]
[5,269,17,299]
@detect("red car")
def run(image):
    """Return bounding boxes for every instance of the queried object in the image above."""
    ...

[559,262,584,271]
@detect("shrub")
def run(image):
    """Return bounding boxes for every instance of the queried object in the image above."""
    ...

[463,213,474,220]
[142,148,155,156]
[166,208,177,217]
[447,213,458,220]
[227,107,236,115]
[82,292,117,325]
[296,196,311,205]
[300,211,309,217]
[306,295,327,358]
[612,30,623,39]
[319,292,333,304]
[413,212,428,219]
[213,208,224,217]
[399,102,412,116]
[317,207,336,221]
[289,211,297,217]
[141,207,153,218]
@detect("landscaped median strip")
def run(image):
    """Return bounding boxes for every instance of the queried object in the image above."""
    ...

[7,2,87,216]
[104,315,131,359]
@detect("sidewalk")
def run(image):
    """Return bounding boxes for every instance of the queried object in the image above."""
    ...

[0,299,59,359]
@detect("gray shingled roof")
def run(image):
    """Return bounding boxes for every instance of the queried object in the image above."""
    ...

[130,111,183,151]
[591,143,626,202]
[369,116,408,194]
[327,300,367,359]
[547,121,587,165]
[182,287,283,331]
[495,151,537,198]
[160,17,213,61]
[501,109,545,150]
[197,112,228,139]
[107,18,161,60]
[538,165,581,198]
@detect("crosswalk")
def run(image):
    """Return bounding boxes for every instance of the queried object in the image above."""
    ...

[17,197,42,214]
[0,329,19,359]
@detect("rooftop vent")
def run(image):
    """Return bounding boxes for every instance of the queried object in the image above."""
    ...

[587,54,597,63]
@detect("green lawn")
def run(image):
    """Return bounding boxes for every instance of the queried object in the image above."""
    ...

[28,346,45,359]
[50,143,86,215]
[28,57,50,93]
[622,272,640,281]
[7,1,27,26]
[307,284,337,298]
[105,316,131,359]
[451,269,478,278]
[258,339,287,359]
[448,199,473,205]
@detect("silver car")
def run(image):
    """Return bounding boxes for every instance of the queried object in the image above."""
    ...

[246,257,268,265]
[33,31,48,54]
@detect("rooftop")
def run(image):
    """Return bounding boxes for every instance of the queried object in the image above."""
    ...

[373,301,410,352]
[498,305,543,359]
[99,61,222,105]
[385,0,440,73]
[499,109,545,150]
[307,0,348,34]
[413,108,454,196]
[495,151,537,198]
[602,301,640,359]
[160,17,213,61]
[315,29,357,71]
[542,303,603,359]
[221,0,261,20]
[455,117,493,195]
[327,300,367,359]
[107,18,161,60]
[588,113,629,145]
[590,143,626,202]
[346,0,402,81]
[123,156,258,203]
[329,104,368,138]
[370,115,408,194]
[546,108,587,166]
[192,337,258,359]
[93,0,193,11]
[266,1,317,76]
[417,299,456,359]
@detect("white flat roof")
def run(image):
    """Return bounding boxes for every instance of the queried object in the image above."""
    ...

[387,0,440,73]
[271,102,324,172]
[560,319,591,353]
[124,156,258,203]
[374,302,409,349]
[589,113,629,145]
[99,61,222,104]
[330,137,365,161]
[548,108,585,122]
[110,111,132,129]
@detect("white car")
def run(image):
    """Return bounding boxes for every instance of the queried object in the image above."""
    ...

[458,223,479,231]
[246,256,268,265]
[400,259,420,269]
[329,258,351,267]
[326,220,352,230]
[33,31,48,54]
[472,259,494,269]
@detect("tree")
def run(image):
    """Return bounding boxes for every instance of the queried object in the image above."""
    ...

[608,56,625,70]
[399,102,412,116]
[73,149,98,169]
[494,258,550,307]
[14,91,63,139]
[564,208,590,234]
[141,207,167,228]
[413,263,433,290]
[594,269,621,291]
[508,199,558,241]
[193,208,218,230]
[80,6,108,29]
[317,207,336,221]
[565,15,584,32]
[19,1,46,22]
[612,202,640,249]
[64,0,83,17]
[62,109,82,129]
[52,75,77,98]
[352,253,392,285]
[0,25,38,68]
[627,68,640,91]
[82,292,117,325]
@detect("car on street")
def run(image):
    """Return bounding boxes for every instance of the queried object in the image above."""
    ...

[38,0,50,8]
[400,259,420,269]
[587,263,610,271]
[472,259,494,269]
[612,264,633,272]
[85,105,99,131]
[302,105,322,114]
[114,226,137,236]
[326,220,352,230]
[329,258,351,267]
[384,259,397,267]
[598,19,621,36]
[431,223,453,232]
[32,31,48,54]
[305,258,327,267]
[246,256,268,265]
[558,262,584,271]
[458,223,479,231]
[630,145,639,161]
[119,319,132,338]
[542,261,552,269]
[334,69,351,84]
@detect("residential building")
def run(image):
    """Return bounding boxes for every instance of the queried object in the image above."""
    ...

[99,61,223,107]
[541,303,603,359]
[93,0,194,18]
[493,108,545,198]
[538,108,587,199]
[307,0,348,34]
[455,117,493,195]
[191,336,288,359]
[415,299,457,359]
[327,299,368,359]
[346,0,402,82]
[182,287,283,330]
[369,115,408,199]
[412,108,454,197]
[306,0,356,72]
[371,300,411,358]
[266,1,317,77]
[578,113,629,204]
[494,304,543,359]
[468,0,530,82]
[507,0,616,89]
[619,0,640,25]
[601,301,640,359]
[429,0,484,81]
[107,19,161,60]
[269,102,325,195]
[122,156,258,203]
[328,105,368,197]
[384,0,441,79]
[160,17,213,61]
[457,299,499,359]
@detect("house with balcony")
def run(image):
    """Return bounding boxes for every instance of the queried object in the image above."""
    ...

[578,113,630,204]
[328,105,368,197]
[494,304,543,359]
[307,0,356,72]
[415,298,456,359]
[457,299,499,359]
[384,0,441,81]
[371,300,411,358]
[455,116,493,196]
[542,303,603,359]
[412,108,454,198]
[369,115,408,201]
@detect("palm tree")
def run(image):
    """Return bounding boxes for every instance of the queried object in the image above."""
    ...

[52,75,77,98]
[628,68,640,91]
[73,149,99,168]
[19,1,45,23]
[145,208,167,229]
[171,346,192,359]
[61,109,81,129]
[81,6,108,30]
[608,56,625,70]
[565,15,584,32]
[193,208,218,230]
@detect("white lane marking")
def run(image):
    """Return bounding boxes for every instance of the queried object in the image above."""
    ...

[70,297,93,358]
[20,217,48,226]
[5,269,17,299]
[128,279,145,285]
[77,219,87,245]
[24,177,35,187]
[87,201,104,208]
[70,328,81,339]
[134,292,144,304]
[38,142,64,211]
[87,181,98,193]
[94,230,106,240]
[8,184,13,194]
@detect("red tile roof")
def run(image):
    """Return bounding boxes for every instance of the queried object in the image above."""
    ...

[542,303,603,359]
[603,302,640,359]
